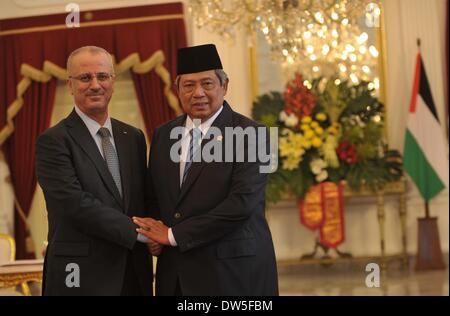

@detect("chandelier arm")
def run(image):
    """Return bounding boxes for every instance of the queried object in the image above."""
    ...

[209,1,243,25]
[243,0,263,15]
[322,0,339,11]
[299,0,314,12]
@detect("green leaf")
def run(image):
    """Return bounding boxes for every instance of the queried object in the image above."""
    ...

[252,92,285,125]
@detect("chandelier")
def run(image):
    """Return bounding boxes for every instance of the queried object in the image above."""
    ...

[188,0,381,88]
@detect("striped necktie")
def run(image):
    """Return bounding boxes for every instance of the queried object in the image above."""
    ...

[98,127,122,197]
[182,127,201,184]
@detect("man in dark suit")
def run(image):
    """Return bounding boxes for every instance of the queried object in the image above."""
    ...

[35,46,154,295]
[134,44,278,296]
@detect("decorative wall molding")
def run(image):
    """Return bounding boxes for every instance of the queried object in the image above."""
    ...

[12,0,109,9]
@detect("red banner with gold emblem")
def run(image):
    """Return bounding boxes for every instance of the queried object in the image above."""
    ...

[319,182,345,248]
[299,184,324,229]
[299,182,345,248]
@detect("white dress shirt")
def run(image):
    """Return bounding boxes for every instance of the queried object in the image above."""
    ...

[74,105,116,157]
[168,105,224,246]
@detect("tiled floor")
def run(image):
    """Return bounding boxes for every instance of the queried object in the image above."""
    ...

[2,257,448,296]
[277,257,449,296]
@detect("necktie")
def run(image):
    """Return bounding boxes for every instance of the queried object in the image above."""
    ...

[98,127,122,197]
[182,127,201,184]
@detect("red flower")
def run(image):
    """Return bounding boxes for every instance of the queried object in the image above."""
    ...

[284,73,316,120]
[337,141,358,165]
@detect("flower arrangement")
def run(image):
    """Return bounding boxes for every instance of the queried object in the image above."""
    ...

[252,73,403,204]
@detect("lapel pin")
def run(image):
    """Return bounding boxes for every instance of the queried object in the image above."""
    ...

[217,135,223,142]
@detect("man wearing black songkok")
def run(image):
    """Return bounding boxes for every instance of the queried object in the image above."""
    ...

[134,44,278,296]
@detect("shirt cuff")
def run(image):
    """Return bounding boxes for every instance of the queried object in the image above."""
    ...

[168,228,178,246]
[137,233,149,243]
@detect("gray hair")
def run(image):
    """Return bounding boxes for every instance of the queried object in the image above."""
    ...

[175,69,228,89]
[67,46,114,75]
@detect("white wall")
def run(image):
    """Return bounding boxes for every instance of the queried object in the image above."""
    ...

[383,0,448,152]
[268,185,449,260]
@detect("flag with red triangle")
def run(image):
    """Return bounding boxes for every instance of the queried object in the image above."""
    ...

[403,53,449,201]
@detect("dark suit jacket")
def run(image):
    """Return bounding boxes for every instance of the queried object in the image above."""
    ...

[36,110,153,296]
[147,102,278,296]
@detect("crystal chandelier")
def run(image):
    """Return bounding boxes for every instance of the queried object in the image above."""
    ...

[279,21,380,89]
[188,0,381,88]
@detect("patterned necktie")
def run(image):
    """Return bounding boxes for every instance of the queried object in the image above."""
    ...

[182,127,201,185]
[98,127,122,197]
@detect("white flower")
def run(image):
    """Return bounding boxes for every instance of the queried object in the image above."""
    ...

[354,115,366,128]
[316,170,328,182]
[279,111,288,122]
[310,158,328,175]
[285,113,299,127]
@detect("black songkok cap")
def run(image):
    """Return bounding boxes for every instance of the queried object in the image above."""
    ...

[177,44,223,75]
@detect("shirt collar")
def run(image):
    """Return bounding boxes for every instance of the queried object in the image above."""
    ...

[74,105,113,138]
[185,105,223,135]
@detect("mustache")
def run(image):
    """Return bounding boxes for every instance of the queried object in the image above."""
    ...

[86,90,105,96]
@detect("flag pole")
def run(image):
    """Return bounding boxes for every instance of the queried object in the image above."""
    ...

[417,37,429,220]
[425,201,430,218]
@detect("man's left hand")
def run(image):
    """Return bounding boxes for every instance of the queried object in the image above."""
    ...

[133,217,170,246]
[147,239,162,256]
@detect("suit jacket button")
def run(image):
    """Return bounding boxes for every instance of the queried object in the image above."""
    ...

[174,212,181,219]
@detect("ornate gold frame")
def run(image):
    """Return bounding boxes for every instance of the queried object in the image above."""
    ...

[0,233,15,261]
[0,234,43,296]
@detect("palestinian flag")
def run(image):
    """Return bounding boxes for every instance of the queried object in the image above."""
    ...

[404,53,449,201]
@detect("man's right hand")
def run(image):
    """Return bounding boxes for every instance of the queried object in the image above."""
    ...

[133,217,171,246]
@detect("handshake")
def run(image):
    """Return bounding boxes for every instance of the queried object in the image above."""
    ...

[133,216,170,257]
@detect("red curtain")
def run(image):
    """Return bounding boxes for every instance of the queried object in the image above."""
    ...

[0,30,58,259]
[0,37,6,131]
[112,17,187,139]
[8,81,57,259]
[0,3,187,258]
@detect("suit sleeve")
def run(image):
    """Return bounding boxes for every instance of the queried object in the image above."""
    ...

[36,133,137,250]
[137,128,151,217]
[145,128,161,219]
[172,126,270,252]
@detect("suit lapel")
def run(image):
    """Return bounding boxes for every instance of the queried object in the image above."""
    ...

[65,110,124,209]
[166,115,187,203]
[167,137,181,203]
[112,120,131,213]
[176,103,233,206]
